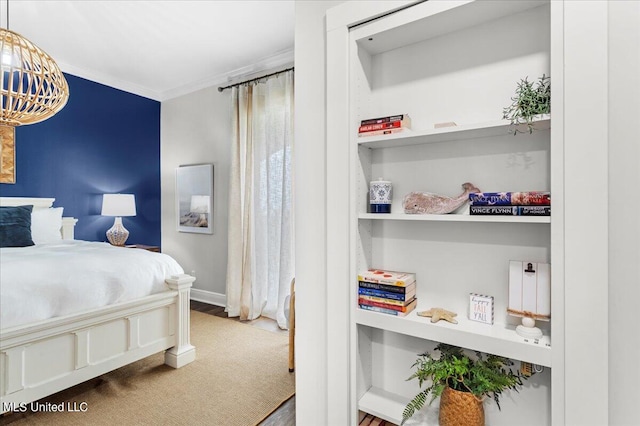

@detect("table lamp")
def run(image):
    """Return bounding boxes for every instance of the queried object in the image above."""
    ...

[507,261,551,339]
[101,194,136,246]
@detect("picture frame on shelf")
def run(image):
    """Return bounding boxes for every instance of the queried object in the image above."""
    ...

[469,293,494,325]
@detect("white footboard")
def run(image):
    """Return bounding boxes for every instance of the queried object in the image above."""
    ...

[0,274,195,412]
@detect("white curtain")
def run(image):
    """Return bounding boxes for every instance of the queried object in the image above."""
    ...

[226,70,294,329]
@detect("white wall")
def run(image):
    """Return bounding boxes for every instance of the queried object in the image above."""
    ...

[608,1,640,424]
[564,3,640,423]
[563,2,609,424]
[160,86,231,304]
[294,1,344,425]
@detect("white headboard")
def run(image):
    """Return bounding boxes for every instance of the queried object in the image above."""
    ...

[0,197,78,240]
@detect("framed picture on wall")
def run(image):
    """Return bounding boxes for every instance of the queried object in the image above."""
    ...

[176,164,213,234]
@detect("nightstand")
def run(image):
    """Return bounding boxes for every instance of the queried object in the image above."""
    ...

[125,244,160,253]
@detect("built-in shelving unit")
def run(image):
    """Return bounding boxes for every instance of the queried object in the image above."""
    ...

[330,0,559,424]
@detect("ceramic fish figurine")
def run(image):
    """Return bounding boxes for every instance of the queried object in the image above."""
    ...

[403,182,481,214]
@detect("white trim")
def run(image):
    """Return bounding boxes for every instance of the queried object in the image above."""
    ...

[326,22,352,426]
[190,288,226,308]
[58,61,163,101]
[163,49,294,101]
[326,0,416,32]
[0,197,78,240]
[0,197,55,209]
[549,1,565,424]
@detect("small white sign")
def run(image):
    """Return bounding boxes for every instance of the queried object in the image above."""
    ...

[507,261,551,319]
[469,293,494,325]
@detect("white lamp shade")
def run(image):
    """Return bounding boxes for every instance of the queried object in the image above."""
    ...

[190,195,210,213]
[102,194,136,217]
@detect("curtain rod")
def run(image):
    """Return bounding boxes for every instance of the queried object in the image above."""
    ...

[217,67,294,92]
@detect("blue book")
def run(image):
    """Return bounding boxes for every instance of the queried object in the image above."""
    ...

[518,206,551,216]
[469,205,551,216]
[470,205,518,215]
[358,288,414,301]
[359,280,415,294]
[469,192,550,206]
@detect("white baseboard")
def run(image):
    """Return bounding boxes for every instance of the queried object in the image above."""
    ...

[190,288,226,307]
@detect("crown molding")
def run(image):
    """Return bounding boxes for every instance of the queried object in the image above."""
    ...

[160,48,294,101]
[58,61,163,101]
[56,48,294,102]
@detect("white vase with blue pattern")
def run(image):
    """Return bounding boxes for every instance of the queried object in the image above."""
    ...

[370,178,392,213]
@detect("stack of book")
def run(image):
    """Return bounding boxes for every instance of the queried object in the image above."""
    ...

[357,269,417,317]
[469,191,551,216]
[358,114,411,137]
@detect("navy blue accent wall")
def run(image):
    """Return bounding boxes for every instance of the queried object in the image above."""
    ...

[0,74,161,246]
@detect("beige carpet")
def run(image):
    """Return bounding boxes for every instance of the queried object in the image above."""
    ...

[1,311,295,426]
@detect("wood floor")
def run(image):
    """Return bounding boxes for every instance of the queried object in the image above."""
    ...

[190,300,295,426]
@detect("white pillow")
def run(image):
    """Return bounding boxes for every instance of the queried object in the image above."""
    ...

[31,207,64,244]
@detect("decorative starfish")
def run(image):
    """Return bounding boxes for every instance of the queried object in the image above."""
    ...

[417,307,458,324]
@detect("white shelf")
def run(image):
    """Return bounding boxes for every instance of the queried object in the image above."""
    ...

[359,213,550,224]
[356,308,552,367]
[353,0,548,55]
[359,387,431,426]
[357,117,550,149]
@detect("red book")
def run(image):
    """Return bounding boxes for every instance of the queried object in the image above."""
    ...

[359,120,402,133]
[359,298,418,317]
[469,191,550,206]
[357,128,405,137]
[358,296,416,312]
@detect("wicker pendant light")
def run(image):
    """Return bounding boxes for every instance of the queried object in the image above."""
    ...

[1,28,69,126]
[0,26,69,182]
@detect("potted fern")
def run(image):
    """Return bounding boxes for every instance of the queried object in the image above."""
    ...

[402,344,526,426]
[502,74,550,135]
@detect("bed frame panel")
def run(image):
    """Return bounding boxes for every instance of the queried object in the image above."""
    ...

[0,197,195,412]
[0,197,77,239]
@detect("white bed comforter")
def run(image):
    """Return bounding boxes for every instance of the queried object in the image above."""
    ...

[0,240,184,329]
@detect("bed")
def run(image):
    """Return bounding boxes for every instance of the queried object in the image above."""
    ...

[0,197,195,411]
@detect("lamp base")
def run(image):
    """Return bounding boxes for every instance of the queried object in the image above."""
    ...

[106,217,129,246]
[515,316,543,339]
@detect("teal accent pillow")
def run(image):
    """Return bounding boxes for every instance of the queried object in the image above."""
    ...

[0,205,35,247]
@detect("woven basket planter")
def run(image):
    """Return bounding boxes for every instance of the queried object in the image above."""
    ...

[439,386,485,426]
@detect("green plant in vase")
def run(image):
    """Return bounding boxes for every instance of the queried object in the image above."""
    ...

[402,343,527,426]
[503,74,550,135]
